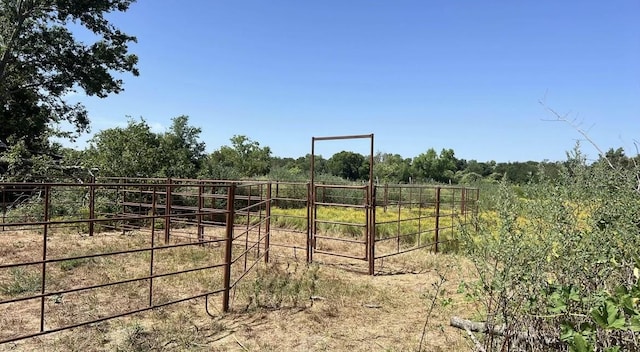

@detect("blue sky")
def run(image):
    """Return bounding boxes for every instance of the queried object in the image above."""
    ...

[65,0,640,163]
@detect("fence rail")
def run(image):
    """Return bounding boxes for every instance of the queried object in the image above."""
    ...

[0,178,478,344]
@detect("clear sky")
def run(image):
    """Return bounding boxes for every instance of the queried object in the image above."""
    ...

[65,0,640,163]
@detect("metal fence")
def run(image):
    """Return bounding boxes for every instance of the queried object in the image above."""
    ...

[0,178,478,344]
[0,179,270,344]
[374,184,479,258]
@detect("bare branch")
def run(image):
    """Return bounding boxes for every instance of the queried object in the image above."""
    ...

[538,99,640,195]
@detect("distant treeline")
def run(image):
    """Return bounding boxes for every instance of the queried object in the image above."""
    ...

[1,116,637,185]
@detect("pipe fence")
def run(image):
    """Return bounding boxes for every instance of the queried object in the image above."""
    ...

[0,178,478,344]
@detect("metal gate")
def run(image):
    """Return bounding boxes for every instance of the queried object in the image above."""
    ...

[309,134,376,274]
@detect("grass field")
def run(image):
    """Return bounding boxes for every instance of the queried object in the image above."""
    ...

[0,226,480,352]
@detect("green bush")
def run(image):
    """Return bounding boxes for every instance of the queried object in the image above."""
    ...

[461,146,640,351]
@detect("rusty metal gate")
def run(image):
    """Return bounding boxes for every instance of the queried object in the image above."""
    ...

[309,134,375,274]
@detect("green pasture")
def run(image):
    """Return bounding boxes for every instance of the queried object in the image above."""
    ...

[263,205,471,249]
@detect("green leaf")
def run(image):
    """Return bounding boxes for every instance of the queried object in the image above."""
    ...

[568,286,581,302]
[591,306,608,328]
[571,334,590,352]
[606,301,625,329]
[560,323,576,342]
[629,316,640,332]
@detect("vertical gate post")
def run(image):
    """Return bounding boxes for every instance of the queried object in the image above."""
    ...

[197,182,204,243]
[434,187,441,253]
[367,134,375,275]
[1,187,5,231]
[368,187,376,275]
[149,188,157,307]
[222,183,236,313]
[418,187,423,246]
[40,185,51,332]
[164,178,172,244]
[121,180,126,235]
[306,182,312,264]
[265,182,271,263]
[89,175,95,236]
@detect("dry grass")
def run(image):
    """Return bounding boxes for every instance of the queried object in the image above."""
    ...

[0,227,480,352]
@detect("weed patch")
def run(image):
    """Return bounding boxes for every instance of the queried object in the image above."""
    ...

[0,267,41,296]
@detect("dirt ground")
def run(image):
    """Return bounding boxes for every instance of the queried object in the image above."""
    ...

[212,256,479,352]
[0,229,481,352]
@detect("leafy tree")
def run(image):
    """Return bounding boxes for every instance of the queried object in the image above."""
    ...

[0,0,138,177]
[538,160,562,180]
[600,147,637,170]
[373,152,411,183]
[268,157,305,181]
[327,151,367,181]
[85,118,161,177]
[85,116,206,179]
[271,157,297,170]
[494,161,540,184]
[204,135,272,178]
[412,148,458,183]
[458,171,483,184]
[198,156,240,180]
[294,154,328,176]
[464,159,494,177]
[158,116,205,178]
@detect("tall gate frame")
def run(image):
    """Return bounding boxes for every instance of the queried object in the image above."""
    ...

[309,134,376,274]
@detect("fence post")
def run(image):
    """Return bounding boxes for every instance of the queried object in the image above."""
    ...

[2,187,5,231]
[434,187,441,253]
[368,186,376,275]
[121,180,126,235]
[222,183,236,313]
[418,186,423,246]
[265,183,271,263]
[198,182,204,243]
[306,182,312,264]
[164,178,172,244]
[149,187,157,307]
[40,185,50,332]
[89,175,95,236]
[461,187,466,216]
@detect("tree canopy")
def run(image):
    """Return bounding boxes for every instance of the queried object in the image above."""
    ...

[201,135,272,179]
[0,0,139,178]
[327,151,368,181]
[86,116,205,179]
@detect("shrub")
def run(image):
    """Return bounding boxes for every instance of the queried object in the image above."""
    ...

[461,146,640,351]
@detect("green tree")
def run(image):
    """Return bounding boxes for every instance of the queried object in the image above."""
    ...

[294,154,328,176]
[85,118,161,177]
[373,152,411,183]
[412,148,458,183]
[0,0,139,178]
[494,161,540,184]
[327,151,367,181]
[464,159,494,177]
[600,147,635,170]
[158,116,205,178]
[203,135,272,178]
